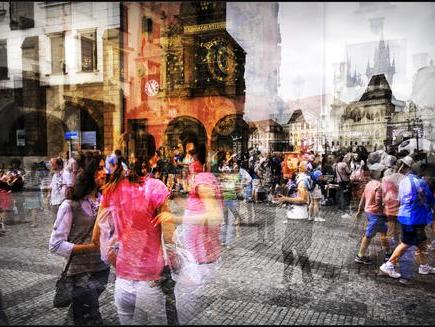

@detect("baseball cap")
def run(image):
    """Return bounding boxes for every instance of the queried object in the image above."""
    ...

[105,153,118,174]
[312,170,323,181]
[399,156,414,168]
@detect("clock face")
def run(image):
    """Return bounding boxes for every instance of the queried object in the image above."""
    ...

[144,79,159,97]
[203,38,236,82]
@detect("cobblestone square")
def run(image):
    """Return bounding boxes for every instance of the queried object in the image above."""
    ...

[1,192,434,325]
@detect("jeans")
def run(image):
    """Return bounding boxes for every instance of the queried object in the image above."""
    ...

[67,268,110,326]
[336,182,351,210]
[221,200,237,245]
[243,183,253,201]
[114,277,167,325]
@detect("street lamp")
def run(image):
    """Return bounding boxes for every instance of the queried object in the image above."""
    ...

[408,101,424,153]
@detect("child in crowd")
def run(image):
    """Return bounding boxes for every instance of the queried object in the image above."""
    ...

[354,165,390,264]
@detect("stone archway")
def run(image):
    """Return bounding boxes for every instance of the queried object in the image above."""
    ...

[165,116,207,149]
[0,107,48,156]
[61,100,104,151]
[211,114,249,156]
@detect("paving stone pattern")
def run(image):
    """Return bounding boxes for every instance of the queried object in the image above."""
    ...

[0,192,434,325]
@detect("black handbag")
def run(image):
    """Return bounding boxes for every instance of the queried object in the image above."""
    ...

[53,254,74,308]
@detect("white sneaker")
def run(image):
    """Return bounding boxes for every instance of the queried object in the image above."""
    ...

[341,213,352,219]
[307,216,313,221]
[418,264,435,275]
[380,262,401,279]
[314,217,326,222]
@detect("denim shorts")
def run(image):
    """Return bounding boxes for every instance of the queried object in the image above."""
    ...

[400,224,427,246]
[365,213,388,238]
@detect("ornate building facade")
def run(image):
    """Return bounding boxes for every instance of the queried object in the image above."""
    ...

[248,119,287,154]
[339,74,405,151]
[121,1,248,160]
[0,2,122,163]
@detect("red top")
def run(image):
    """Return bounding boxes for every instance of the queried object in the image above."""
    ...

[184,172,223,264]
[102,177,170,281]
[362,180,383,215]
[382,173,405,217]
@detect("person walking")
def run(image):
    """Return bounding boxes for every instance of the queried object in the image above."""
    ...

[381,162,406,254]
[153,141,224,325]
[354,165,391,264]
[379,156,435,280]
[98,134,173,325]
[49,158,110,325]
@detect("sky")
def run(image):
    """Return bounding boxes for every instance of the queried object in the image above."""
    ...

[277,2,435,102]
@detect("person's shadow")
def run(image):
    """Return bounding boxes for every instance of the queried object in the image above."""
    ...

[281,218,314,287]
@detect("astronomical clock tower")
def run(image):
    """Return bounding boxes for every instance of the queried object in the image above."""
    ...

[121,1,247,160]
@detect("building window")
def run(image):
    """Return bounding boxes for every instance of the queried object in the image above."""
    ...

[9,2,34,30]
[0,40,7,80]
[0,2,6,16]
[50,34,65,74]
[80,30,97,72]
[142,17,152,34]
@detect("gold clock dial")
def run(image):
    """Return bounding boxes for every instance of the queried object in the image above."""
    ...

[203,38,236,82]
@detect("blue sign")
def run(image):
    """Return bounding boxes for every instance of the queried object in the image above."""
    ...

[81,131,97,149]
[64,131,79,140]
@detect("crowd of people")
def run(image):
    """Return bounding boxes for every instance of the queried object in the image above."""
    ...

[0,134,434,325]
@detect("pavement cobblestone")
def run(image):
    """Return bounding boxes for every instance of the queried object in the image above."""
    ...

[1,192,435,325]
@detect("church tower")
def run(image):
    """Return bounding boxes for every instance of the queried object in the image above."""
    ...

[366,36,396,85]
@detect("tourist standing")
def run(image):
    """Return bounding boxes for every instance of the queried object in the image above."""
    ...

[49,158,65,223]
[49,158,109,325]
[335,154,352,217]
[308,170,325,222]
[276,160,313,285]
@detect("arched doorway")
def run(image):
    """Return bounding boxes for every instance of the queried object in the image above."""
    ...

[165,116,207,148]
[211,114,249,156]
[1,109,47,156]
[63,102,103,151]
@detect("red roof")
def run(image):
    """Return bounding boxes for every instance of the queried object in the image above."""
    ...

[248,119,283,132]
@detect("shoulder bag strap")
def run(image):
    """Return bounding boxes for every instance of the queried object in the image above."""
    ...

[61,253,74,277]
